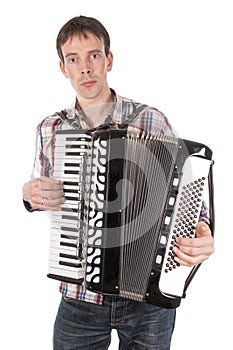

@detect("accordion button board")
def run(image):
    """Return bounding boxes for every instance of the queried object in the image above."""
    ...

[158,155,212,297]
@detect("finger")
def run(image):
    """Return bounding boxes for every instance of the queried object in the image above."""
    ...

[40,176,61,182]
[40,188,64,200]
[31,197,64,211]
[195,221,211,238]
[42,198,64,211]
[173,246,209,266]
[39,177,63,191]
[176,235,213,248]
[38,204,62,211]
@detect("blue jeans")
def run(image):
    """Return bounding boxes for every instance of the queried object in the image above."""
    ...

[53,296,176,349]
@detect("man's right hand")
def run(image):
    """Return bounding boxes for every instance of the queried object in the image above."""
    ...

[22,176,65,211]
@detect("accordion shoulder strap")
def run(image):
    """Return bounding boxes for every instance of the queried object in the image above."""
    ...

[56,110,81,129]
[120,104,149,129]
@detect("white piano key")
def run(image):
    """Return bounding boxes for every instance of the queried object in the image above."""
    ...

[50,223,79,233]
[60,202,81,211]
[48,266,85,280]
[49,246,78,255]
[55,173,81,181]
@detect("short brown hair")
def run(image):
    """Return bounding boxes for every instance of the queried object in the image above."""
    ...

[56,16,111,63]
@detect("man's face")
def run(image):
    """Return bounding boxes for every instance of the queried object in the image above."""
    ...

[59,32,113,103]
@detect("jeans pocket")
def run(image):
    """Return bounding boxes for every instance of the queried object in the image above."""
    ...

[63,295,74,303]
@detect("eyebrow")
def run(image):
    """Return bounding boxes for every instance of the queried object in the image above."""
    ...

[64,49,103,59]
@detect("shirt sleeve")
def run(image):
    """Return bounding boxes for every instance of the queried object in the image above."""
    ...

[199,200,210,225]
[32,122,46,178]
[23,199,41,213]
[23,122,44,212]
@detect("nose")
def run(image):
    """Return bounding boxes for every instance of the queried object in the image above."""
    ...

[81,68,91,75]
[80,59,91,75]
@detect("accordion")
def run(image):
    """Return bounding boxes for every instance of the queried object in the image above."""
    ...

[48,125,214,309]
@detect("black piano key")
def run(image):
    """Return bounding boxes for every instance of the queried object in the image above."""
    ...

[60,242,77,248]
[62,207,79,213]
[59,253,80,261]
[64,170,81,175]
[61,226,78,232]
[62,215,78,221]
[65,196,80,201]
[64,181,80,186]
[59,261,82,268]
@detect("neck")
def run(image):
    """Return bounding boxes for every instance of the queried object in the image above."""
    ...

[78,88,114,128]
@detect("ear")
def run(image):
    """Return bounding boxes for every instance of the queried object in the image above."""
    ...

[107,51,113,72]
[59,60,69,79]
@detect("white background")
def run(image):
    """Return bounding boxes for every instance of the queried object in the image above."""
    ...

[0,0,232,349]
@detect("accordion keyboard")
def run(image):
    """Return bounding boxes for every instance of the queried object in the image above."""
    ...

[48,131,91,283]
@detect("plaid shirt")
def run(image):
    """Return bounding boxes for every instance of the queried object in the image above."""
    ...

[29,90,208,305]
[32,91,173,179]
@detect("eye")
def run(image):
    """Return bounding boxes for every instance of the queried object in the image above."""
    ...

[69,57,77,63]
[65,55,79,64]
[90,53,99,60]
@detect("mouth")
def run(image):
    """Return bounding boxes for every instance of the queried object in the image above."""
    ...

[80,80,97,88]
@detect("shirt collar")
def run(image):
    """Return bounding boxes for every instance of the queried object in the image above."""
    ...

[69,89,124,128]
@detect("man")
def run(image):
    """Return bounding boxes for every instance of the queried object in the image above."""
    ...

[22,16,214,349]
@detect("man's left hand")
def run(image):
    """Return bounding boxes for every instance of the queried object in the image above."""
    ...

[173,221,214,266]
